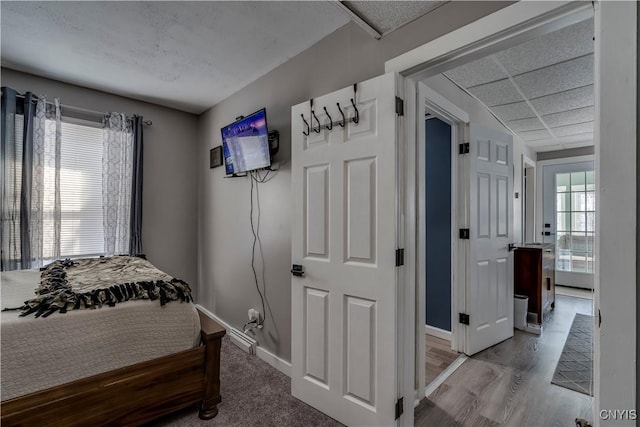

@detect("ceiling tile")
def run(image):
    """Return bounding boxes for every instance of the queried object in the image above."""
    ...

[529,85,594,116]
[506,117,546,132]
[542,106,594,128]
[495,18,593,76]
[490,102,537,121]
[518,129,553,142]
[444,56,508,88]
[468,79,523,107]
[513,55,593,100]
[342,1,446,34]
[552,122,593,137]
[557,133,594,144]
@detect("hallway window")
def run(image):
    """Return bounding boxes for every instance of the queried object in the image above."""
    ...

[556,171,595,272]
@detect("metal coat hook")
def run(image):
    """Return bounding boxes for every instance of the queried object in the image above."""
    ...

[350,98,360,124]
[301,114,310,136]
[311,110,321,133]
[323,106,333,130]
[351,83,360,124]
[337,102,346,127]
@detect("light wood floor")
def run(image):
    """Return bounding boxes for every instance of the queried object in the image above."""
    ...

[556,285,593,300]
[425,334,459,385]
[416,295,594,427]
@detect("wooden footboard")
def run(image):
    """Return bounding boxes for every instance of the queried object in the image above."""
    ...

[1,307,226,426]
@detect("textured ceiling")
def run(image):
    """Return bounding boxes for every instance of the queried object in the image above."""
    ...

[1,1,349,114]
[444,18,594,152]
[341,1,446,35]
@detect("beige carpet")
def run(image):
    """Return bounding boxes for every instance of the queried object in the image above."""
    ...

[147,337,343,427]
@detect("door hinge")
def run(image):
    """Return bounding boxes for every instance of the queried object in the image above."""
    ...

[459,142,470,154]
[395,248,404,267]
[598,309,601,328]
[395,96,404,116]
[395,397,404,420]
[459,229,470,239]
[459,313,470,325]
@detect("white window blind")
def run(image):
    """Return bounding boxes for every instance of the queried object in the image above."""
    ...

[45,119,104,258]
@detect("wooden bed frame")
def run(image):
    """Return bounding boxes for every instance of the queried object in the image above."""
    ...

[1,307,226,426]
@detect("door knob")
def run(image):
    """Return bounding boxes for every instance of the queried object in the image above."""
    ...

[508,243,517,251]
[291,264,305,277]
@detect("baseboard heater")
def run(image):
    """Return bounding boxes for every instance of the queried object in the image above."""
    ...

[229,327,257,355]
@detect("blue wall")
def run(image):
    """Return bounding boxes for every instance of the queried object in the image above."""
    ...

[425,118,452,331]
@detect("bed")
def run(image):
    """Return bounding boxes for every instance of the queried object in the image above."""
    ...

[0,256,226,426]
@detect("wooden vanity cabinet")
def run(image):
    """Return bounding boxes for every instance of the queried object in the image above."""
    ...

[514,244,555,324]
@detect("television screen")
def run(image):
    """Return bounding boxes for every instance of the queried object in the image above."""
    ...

[221,109,271,175]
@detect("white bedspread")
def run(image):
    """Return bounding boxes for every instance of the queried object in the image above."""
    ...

[1,269,201,401]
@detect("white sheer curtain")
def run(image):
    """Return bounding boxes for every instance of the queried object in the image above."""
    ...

[32,98,62,266]
[102,113,133,256]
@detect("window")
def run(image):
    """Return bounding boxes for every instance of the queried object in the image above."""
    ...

[555,171,595,273]
[37,117,104,260]
[57,120,104,257]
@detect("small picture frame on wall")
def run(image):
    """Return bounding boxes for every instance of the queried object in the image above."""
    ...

[210,146,223,169]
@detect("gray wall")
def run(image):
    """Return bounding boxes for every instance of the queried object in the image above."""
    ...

[197,1,512,362]
[1,68,200,290]
[425,118,452,332]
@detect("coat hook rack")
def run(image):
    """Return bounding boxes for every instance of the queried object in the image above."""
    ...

[323,106,333,130]
[301,114,310,136]
[311,110,321,133]
[337,102,346,127]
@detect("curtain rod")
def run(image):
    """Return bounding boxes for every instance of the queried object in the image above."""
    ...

[13,92,152,126]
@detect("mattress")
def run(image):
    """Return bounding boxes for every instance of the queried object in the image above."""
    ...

[1,269,201,401]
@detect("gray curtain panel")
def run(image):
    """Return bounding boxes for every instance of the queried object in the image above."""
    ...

[129,115,143,255]
[0,87,56,271]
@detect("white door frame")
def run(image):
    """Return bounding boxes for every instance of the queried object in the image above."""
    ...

[416,83,469,397]
[387,1,637,423]
[521,154,536,243]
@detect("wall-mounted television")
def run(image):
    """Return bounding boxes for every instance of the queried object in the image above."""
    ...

[221,109,271,175]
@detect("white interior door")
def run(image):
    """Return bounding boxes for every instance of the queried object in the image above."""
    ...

[464,123,514,356]
[291,73,401,426]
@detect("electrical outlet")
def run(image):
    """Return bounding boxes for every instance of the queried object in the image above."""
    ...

[248,308,260,322]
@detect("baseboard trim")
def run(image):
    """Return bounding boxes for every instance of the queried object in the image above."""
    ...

[256,346,292,377]
[425,324,452,341]
[195,304,233,332]
[424,354,467,398]
[195,305,292,377]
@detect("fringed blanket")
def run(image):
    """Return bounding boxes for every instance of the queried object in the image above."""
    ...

[18,256,193,318]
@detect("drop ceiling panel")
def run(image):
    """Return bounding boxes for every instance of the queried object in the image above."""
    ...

[551,122,593,137]
[557,133,593,144]
[490,102,537,122]
[444,57,508,88]
[543,106,594,128]
[529,85,594,116]
[513,54,593,100]
[468,79,524,107]
[342,1,446,34]
[519,129,553,142]
[494,18,593,76]
[505,117,545,132]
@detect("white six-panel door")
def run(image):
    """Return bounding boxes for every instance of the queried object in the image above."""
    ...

[465,123,514,356]
[291,73,400,426]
